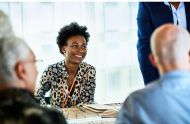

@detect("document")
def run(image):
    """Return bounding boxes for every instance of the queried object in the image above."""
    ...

[83,104,119,118]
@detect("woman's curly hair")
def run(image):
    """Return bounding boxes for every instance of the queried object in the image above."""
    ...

[57,22,90,54]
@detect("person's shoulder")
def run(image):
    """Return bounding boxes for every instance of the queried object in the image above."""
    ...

[138,2,165,11]
[44,60,64,72]
[139,2,164,6]
[47,60,63,68]
[0,96,67,124]
[184,2,190,5]
[22,106,67,124]
[40,107,67,123]
[123,80,162,108]
[81,62,96,70]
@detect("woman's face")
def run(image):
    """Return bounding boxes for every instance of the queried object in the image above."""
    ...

[62,35,87,65]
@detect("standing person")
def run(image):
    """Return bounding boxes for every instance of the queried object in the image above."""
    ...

[36,22,96,108]
[137,2,190,85]
[116,24,190,124]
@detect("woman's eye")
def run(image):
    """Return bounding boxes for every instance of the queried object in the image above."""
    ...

[73,44,78,48]
[82,46,87,49]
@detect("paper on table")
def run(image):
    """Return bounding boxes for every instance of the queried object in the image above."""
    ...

[83,104,112,113]
[99,109,118,118]
[83,104,119,118]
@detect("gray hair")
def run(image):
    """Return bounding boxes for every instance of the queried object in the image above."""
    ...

[0,36,31,83]
[0,10,14,39]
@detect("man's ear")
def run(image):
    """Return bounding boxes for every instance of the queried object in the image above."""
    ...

[149,53,157,68]
[15,61,26,80]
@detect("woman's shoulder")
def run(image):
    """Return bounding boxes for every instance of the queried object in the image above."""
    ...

[80,62,96,70]
[44,60,65,72]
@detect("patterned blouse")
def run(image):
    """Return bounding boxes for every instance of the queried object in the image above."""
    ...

[35,60,96,108]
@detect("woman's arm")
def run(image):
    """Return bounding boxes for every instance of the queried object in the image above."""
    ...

[35,66,52,106]
[81,66,96,104]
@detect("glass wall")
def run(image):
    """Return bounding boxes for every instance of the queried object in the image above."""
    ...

[0,2,144,103]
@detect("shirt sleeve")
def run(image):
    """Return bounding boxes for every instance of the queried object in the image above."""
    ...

[116,92,147,124]
[116,96,137,124]
[137,2,159,84]
[35,66,52,107]
[81,65,96,104]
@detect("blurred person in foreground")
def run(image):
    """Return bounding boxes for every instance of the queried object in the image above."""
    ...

[116,24,190,124]
[0,10,14,39]
[36,22,96,108]
[0,10,67,124]
[0,36,67,124]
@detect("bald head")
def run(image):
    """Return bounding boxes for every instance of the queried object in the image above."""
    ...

[150,24,190,74]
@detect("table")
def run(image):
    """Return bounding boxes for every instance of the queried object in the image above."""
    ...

[62,103,121,124]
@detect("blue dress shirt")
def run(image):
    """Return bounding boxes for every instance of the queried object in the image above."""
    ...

[164,2,186,27]
[116,70,190,124]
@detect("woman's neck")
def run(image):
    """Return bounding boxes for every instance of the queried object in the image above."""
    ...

[65,62,79,76]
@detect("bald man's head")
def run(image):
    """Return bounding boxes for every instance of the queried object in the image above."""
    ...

[150,24,190,74]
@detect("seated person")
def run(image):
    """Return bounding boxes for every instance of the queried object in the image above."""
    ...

[0,10,66,123]
[0,10,14,39]
[116,24,190,123]
[36,22,96,108]
[0,36,67,124]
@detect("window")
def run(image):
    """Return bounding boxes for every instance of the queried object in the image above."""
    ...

[0,2,144,104]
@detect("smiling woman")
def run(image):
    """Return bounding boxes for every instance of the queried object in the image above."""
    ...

[35,22,96,108]
[63,35,87,65]
[1,2,143,105]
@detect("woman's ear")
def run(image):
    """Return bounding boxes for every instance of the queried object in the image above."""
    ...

[61,47,66,54]
[149,53,157,68]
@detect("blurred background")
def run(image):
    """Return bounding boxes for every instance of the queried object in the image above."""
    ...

[0,2,144,104]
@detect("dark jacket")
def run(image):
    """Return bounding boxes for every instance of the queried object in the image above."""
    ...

[0,88,67,124]
[137,2,190,85]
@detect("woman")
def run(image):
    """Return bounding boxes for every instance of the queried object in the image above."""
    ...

[35,22,96,108]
